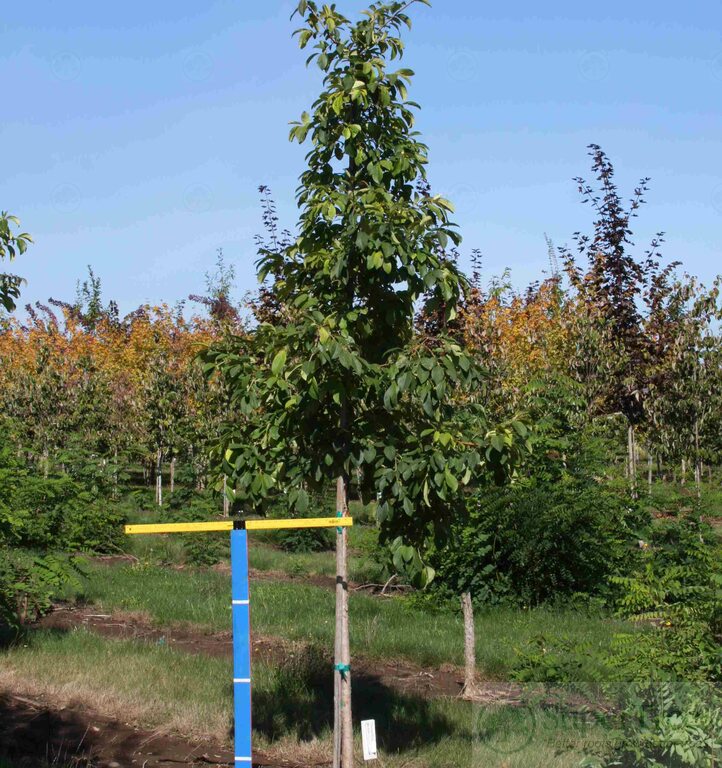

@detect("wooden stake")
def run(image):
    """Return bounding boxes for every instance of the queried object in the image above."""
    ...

[461,591,477,699]
[223,475,230,517]
[333,476,343,768]
[694,419,702,499]
[156,448,163,506]
[627,425,638,498]
[334,475,353,767]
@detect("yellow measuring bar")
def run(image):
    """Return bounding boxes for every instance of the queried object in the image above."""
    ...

[124,517,353,535]
[246,517,352,531]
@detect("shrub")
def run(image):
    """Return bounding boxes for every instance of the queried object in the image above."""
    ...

[0,448,122,627]
[0,547,83,627]
[430,476,647,606]
[60,500,123,552]
[609,516,721,684]
[8,475,121,553]
[164,490,228,566]
[275,525,334,553]
[510,633,608,684]
[582,683,722,768]
[531,516,722,768]
[267,489,334,554]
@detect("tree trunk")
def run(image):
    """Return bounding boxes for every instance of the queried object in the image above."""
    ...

[647,452,653,496]
[461,591,477,698]
[627,424,638,498]
[681,458,686,486]
[155,449,163,506]
[222,475,230,517]
[334,475,353,768]
[113,447,119,499]
[694,420,701,499]
[170,457,176,495]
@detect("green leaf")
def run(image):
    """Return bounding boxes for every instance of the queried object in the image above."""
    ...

[296,488,309,513]
[444,468,458,492]
[271,349,288,376]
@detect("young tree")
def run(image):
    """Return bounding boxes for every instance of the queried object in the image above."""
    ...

[646,275,722,497]
[561,146,674,495]
[189,247,241,329]
[206,1,523,760]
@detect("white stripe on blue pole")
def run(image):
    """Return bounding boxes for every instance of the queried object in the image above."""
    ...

[231,528,252,764]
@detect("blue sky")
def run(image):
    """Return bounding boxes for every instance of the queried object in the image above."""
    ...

[2,1,721,314]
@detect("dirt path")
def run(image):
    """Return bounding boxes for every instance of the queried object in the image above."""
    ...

[0,691,317,768]
[36,604,485,701]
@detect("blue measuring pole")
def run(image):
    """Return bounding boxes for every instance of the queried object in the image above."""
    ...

[231,528,252,764]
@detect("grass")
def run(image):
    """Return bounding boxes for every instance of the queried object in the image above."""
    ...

[69,562,633,678]
[1,629,233,743]
[641,478,722,519]
[0,627,611,767]
[248,540,385,585]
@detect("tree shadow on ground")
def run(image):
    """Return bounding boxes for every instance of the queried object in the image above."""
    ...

[0,622,19,649]
[251,644,469,753]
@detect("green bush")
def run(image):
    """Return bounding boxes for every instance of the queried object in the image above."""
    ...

[8,474,121,553]
[165,490,228,566]
[0,447,122,627]
[583,683,722,768]
[609,516,721,683]
[510,633,609,684]
[430,476,647,606]
[527,516,722,768]
[0,546,83,627]
[275,525,334,553]
[60,501,123,552]
[266,489,335,554]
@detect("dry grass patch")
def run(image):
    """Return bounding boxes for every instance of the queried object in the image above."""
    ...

[0,628,233,743]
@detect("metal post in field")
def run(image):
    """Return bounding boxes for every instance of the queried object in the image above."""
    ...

[124,515,354,765]
[231,528,252,764]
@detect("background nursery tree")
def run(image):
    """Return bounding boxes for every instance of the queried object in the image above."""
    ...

[205,0,524,762]
[0,210,32,313]
[561,146,673,496]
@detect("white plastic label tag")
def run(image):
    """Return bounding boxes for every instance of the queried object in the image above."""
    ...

[361,719,378,760]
